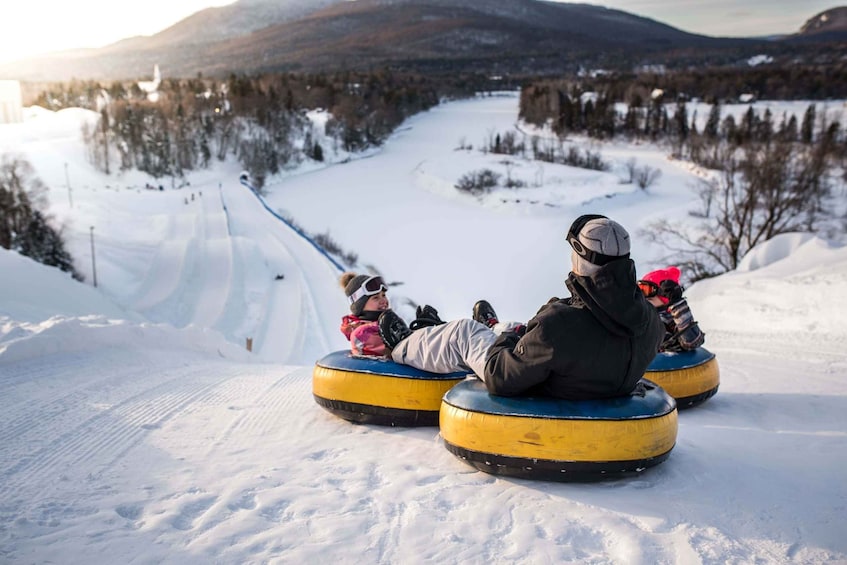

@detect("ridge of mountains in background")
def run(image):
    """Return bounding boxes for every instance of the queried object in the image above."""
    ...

[2,0,846,82]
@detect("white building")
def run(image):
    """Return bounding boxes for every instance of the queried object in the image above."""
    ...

[0,80,23,124]
[137,65,162,102]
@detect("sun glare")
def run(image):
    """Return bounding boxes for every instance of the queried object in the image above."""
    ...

[0,1,236,64]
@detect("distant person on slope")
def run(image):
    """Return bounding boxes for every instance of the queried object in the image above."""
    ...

[637,266,705,352]
[378,214,665,400]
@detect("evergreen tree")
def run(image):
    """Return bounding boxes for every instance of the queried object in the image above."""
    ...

[741,106,756,144]
[722,115,739,145]
[555,91,575,136]
[623,104,640,136]
[100,108,111,175]
[757,108,774,144]
[16,210,81,280]
[673,102,689,143]
[781,114,799,143]
[0,155,81,279]
[801,104,816,144]
[0,156,40,250]
[704,103,721,139]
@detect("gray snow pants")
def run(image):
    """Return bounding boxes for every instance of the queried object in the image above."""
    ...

[390,319,497,380]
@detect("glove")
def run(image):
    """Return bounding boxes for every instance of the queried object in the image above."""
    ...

[511,324,527,337]
[660,336,684,353]
[658,280,684,304]
[417,305,444,324]
[668,299,705,350]
[668,299,693,330]
[678,323,705,350]
[409,304,446,330]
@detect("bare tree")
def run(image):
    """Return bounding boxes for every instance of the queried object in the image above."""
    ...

[636,165,662,190]
[622,157,637,184]
[643,138,833,279]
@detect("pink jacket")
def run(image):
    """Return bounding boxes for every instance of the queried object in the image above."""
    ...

[340,314,387,357]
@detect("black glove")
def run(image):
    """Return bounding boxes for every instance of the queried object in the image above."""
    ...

[410,304,446,330]
[658,280,684,304]
[417,305,444,324]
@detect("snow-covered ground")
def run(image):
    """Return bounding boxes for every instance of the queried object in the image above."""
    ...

[1,94,846,564]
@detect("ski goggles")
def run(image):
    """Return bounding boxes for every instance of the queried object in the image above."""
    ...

[637,280,660,298]
[349,275,387,304]
[566,214,628,266]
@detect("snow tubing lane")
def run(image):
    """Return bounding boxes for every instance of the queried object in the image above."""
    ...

[645,347,720,409]
[313,350,469,426]
[440,379,678,481]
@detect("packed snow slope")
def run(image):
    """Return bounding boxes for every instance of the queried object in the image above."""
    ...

[1,95,846,564]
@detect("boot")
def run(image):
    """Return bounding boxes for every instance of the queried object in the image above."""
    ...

[473,300,499,328]
[410,304,446,330]
[378,310,412,350]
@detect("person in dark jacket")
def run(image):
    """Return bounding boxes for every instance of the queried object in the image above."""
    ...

[379,214,664,400]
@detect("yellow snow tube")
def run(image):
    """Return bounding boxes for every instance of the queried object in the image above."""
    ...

[440,379,678,481]
[313,350,468,426]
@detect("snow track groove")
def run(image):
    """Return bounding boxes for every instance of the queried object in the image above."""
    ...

[203,369,310,459]
[129,213,194,313]
[0,348,185,443]
[186,192,234,329]
[0,357,231,502]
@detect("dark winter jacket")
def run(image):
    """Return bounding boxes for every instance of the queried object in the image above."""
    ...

[483,259,664,400]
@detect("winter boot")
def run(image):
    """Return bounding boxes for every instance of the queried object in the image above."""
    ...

[473,300,499,328]
[378,310,412,350]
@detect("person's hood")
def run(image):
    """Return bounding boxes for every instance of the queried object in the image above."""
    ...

[566,258,655,337]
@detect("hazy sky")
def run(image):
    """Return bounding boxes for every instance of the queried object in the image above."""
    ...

[0,0,236,63]
[0,0,841,64]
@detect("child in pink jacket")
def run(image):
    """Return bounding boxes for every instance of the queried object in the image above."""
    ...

[339,272,391,357]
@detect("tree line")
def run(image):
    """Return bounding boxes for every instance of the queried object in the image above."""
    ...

[35,71,500,189]
[519,70,845,280]
[0,156,81,279]
[586,64,847,104]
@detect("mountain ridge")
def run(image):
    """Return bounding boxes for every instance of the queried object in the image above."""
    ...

[793,6,847,42]
[0,0,840,81]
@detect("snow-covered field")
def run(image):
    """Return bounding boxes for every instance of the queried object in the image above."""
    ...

[1,94,846,564]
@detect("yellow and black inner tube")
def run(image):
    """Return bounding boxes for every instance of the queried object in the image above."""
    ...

[440,379,678,481]
[314,350,468,426]
[645,347,719,409]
